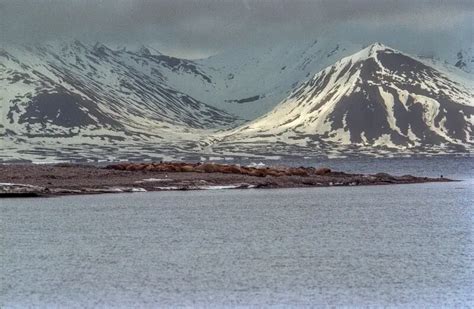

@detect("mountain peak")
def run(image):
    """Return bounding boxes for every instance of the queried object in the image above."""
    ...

[339,42,397,65]
[216,44,474,154]
[138,45,152,56]
[137,45,161,56]
[368,42,387,49]
[93,42,111,52]
[72,39,86,48]
[362,42,395,56]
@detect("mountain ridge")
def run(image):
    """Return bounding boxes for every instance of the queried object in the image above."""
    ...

[1,41,473,161]
[208,43,474,156]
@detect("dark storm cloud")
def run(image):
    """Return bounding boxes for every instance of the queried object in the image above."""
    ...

[1,0,473,57]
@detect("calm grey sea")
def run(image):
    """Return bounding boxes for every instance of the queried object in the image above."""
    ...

[1,157,473,307]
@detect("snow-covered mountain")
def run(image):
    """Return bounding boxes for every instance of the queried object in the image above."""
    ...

[209,43,474,156]
[0,41,239,161]
[0,39,368,161]
[162,39,474,120]
[176,39,362,119]
[1,40,473,161]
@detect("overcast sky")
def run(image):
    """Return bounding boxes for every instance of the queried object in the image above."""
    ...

[1,0,473,58]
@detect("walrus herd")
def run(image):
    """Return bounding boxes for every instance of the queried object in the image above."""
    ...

[106,162,333,177]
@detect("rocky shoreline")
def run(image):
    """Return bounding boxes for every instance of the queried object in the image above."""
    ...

[0,162,452,197]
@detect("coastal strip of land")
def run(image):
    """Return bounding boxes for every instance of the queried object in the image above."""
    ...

[0,162,451,197]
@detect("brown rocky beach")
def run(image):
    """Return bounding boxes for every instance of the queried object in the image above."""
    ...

[0,162,452,197]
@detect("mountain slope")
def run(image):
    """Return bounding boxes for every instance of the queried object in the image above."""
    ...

[0,41,240,161]
[178,39,362,119]
[168,39,473,120]
[209,43,474,156]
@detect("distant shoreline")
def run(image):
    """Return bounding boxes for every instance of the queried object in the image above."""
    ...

[0,162,453,198]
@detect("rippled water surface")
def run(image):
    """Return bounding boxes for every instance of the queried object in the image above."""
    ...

[1,158,473,307]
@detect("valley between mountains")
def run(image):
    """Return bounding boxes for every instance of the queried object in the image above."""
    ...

[1,40,473,162]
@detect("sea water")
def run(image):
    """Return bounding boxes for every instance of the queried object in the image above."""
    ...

[1,157,473,307]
